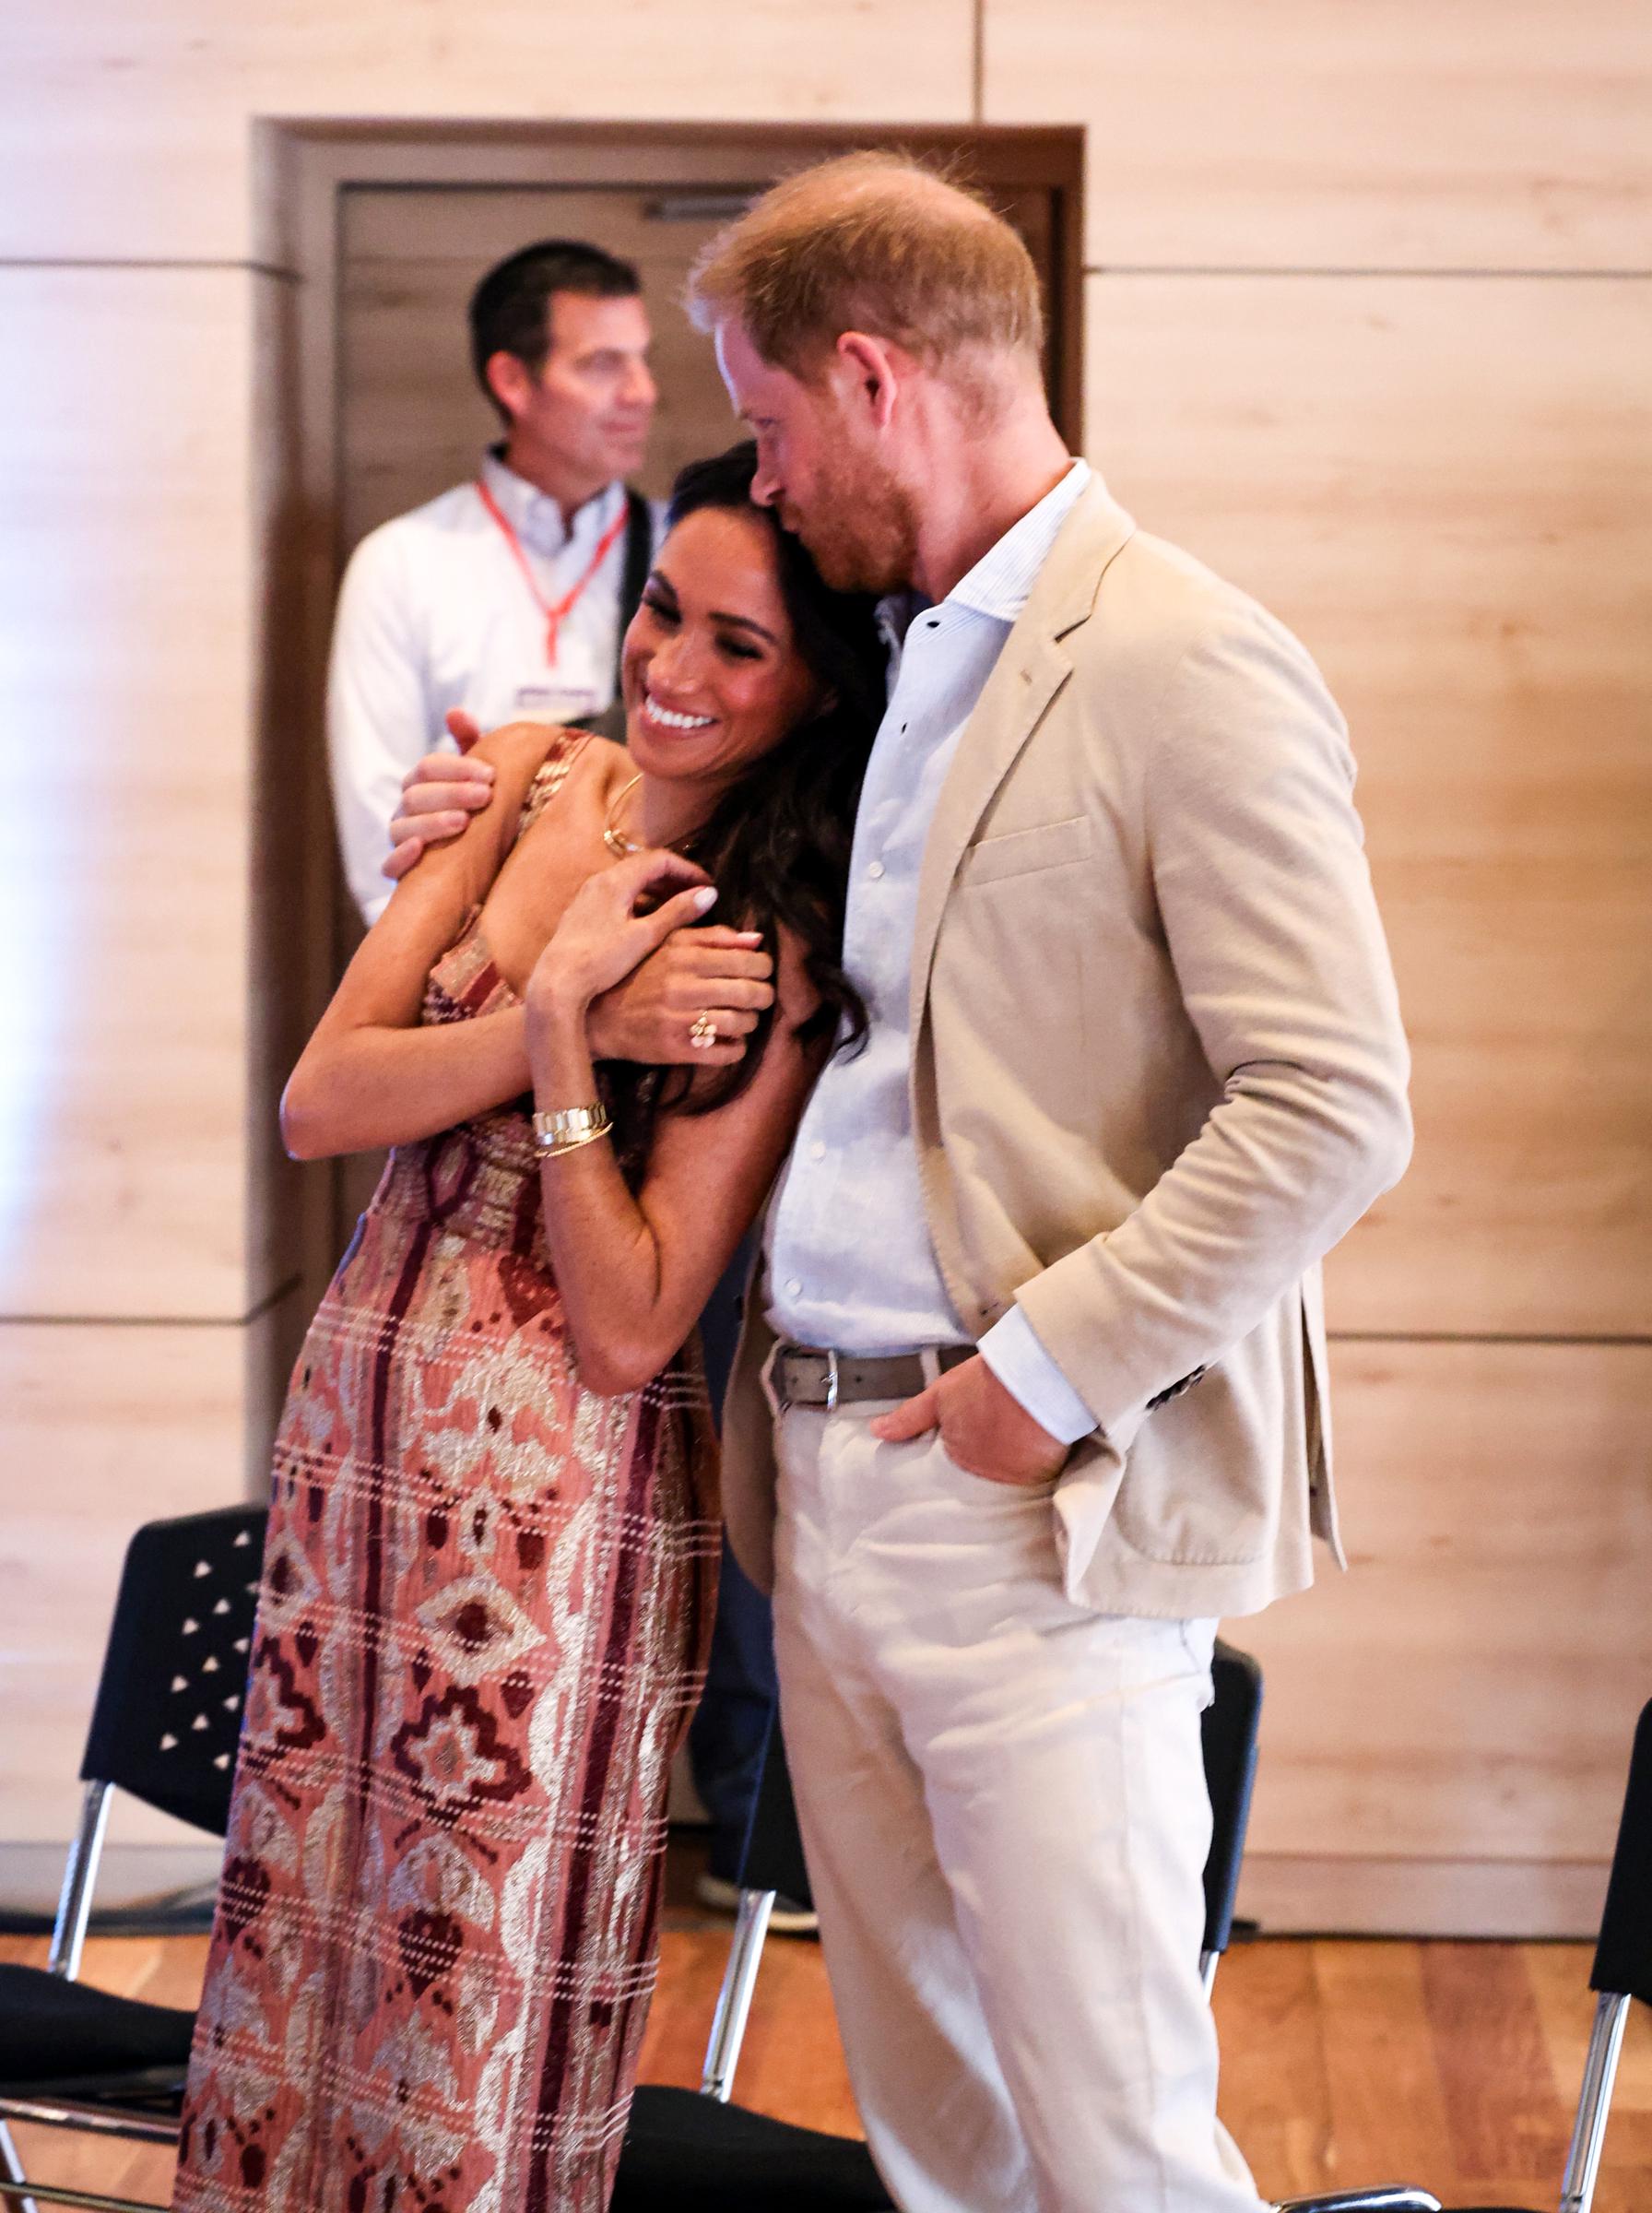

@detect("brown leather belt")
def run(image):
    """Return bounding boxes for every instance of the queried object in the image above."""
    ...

[772,1342,974,1411]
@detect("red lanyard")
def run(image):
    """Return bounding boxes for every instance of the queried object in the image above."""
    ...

[476,478,628,666]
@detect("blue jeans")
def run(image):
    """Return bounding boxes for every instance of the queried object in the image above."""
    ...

[689,1237,780,1883]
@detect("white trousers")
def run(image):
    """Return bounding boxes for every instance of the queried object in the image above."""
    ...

[770,1403,1264,2213]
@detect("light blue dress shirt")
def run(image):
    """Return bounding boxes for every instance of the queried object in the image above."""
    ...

[764,460,1099,1445]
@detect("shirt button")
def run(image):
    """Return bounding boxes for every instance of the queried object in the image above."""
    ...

[785,1277,804,1298]
[809,1141,827,1161]
[867,860,885,880]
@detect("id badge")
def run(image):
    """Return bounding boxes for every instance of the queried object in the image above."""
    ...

[512,681,599,725]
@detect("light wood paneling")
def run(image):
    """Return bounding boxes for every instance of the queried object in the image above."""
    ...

[0,266,284,1323]
[0,0,974,264]
[1085,272,1652,1337]
[1234,1341,1652,1935]
[0,1298,297,1864]
[985,0,1652,271]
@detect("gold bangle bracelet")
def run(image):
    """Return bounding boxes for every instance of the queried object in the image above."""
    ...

[532,1103,611,1157]
[536,1124,611,1161]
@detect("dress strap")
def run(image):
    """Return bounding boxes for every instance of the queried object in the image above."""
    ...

[517,728,591,836]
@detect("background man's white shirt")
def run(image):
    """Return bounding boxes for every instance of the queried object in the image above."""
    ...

[327,451,662,922]
[765,460,1099,1445]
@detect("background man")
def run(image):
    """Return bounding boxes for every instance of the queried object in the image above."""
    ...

[328,236,659,923]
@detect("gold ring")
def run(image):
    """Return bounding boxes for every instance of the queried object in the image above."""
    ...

[689,1012,719,1051]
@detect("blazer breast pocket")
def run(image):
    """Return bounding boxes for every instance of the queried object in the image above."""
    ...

[956,814,1092,888]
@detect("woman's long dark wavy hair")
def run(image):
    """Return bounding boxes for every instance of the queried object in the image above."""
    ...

[602,443,887,1166]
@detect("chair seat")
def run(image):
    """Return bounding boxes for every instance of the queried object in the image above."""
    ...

[615,2084,893,2209]
[0,1961,195,2101]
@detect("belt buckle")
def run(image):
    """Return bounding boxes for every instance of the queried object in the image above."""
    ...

[823,1348,839,1414]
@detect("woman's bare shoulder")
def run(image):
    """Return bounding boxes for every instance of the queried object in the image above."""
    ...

[467,719,572,791]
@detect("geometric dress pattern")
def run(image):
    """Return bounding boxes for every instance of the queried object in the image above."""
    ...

[173,741,720,2212]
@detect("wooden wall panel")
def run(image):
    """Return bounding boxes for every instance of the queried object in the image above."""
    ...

[0,0,974,264]
[1084,272,1652,1337]
[985,0,1652,270]
[0,268,279,1322]
[1235,1342,1652,1935]
[0,1295,299,1888]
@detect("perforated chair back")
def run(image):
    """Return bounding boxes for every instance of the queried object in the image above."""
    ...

[79,1506,267,1835]
[1202,1641,1264,1964]
[1591,1697,1652,2007]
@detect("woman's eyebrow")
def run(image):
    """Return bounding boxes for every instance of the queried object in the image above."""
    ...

[709,610,780,645]
[649,567,777,645]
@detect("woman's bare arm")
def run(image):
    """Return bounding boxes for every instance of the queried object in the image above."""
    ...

[525,856,824,1395]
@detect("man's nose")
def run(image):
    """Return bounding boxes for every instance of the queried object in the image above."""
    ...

[626,358,657,410]
[750,461,782,509]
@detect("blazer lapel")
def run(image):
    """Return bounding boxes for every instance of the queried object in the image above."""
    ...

[907,479,1137,1035]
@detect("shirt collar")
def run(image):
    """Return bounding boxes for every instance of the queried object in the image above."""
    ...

[479,446,625,560]
[873,458,1092,647]
[948,457,1092,622]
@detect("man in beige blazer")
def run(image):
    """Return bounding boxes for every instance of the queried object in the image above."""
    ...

[394,154,1410,2213]
[690,156,1410,2213]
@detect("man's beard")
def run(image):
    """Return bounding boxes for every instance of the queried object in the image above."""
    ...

[787,447,917,598]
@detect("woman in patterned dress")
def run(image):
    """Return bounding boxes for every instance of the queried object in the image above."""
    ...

[173,447,885,2213]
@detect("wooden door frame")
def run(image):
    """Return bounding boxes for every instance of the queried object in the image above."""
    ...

[255,119,1086,1294]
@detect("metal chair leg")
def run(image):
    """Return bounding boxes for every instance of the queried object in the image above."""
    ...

[699,1888,775,2103]
[1559,1988,1630,2213]
[0,2183,164,2212]
[47,1783,112,1982]
[0,2121,39,2213]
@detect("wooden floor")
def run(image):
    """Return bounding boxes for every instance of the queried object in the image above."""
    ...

[6,1860,1651,2209]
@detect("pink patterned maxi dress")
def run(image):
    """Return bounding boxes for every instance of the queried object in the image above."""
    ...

[174,747,720,2212]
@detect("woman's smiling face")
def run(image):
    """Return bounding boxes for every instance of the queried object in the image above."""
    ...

[620,504,824,804]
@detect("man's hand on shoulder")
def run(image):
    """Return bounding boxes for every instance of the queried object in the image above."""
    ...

[587,928,776,1069]
[382,711,494,884]
[870,1355,1068,1487]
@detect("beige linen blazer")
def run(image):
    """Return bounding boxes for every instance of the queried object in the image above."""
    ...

[721,477,1412,1621]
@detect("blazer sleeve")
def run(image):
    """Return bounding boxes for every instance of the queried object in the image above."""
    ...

[1013,599,1412,1451]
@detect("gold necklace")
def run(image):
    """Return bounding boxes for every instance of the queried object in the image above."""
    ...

[602,773,643,858]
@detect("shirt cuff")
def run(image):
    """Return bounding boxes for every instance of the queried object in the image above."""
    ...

[977,1307,1100,1446]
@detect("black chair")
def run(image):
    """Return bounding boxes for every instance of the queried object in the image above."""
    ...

[1277,1697,1652,2213]
[614,1638,1268,2209]
[0,1506,267,2213]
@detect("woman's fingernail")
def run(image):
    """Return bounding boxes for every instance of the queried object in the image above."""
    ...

[692,887,718,911]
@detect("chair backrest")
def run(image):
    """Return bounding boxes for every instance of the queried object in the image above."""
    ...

[1591,1698,1652,2007]
[1202,1641,1264,1961]
[78,1506,268,1835]
[737,1639,1265,1959]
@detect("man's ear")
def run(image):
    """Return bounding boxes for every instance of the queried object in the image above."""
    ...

[834,331,901,432]
[484,349,532,421]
